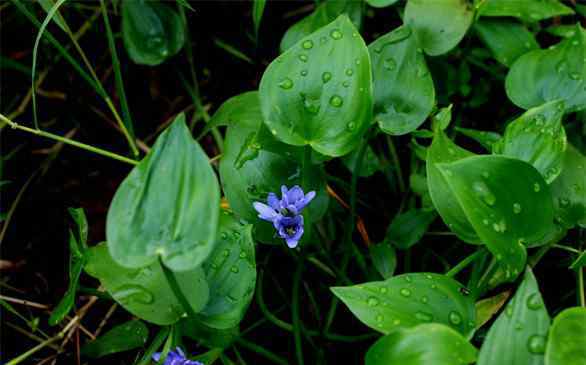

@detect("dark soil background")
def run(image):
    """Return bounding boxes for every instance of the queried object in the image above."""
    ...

[0,1,582,364]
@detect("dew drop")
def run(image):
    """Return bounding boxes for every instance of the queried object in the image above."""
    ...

[322,71,332,83]
[302,40,314,49]
[526,293,542,310]
[239,251,248,259]
[222,249,230,257]
[379,287,388,294]
[527,334,547,354]
[300,70,308,77]
[298,54,308,62]
[415,311,433,322]
[367,296,380,306]
[342,80,350,88]
[505,304,513,317]
[420,296,429,304]
[278,78,293,89]
[221,232,229,240]
[400,288,412,297]
[533,183,541,192]
[448,311,462,325]
[473,181,496,206]
[329,95,343,108]
[347,121,356,131]
[482,219,489,226]
[513,203,522,214]
[533,114,545,126]
[492,219,507,233]
[376,314,384,322]
[114,285,154,305]
[404,275,412,283]
[569,72,582,80]
[230,266,239,273]
[383,57,396,71]
[330,29,343,40]
[345,68,354,76]
[515,321,523,330]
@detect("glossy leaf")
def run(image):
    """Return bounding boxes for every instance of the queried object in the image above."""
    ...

[107,114,220,271]
[85,243,209,325]
[387,208,436,250]
[342,145,380,177]
[456,127,502,151]
[478,0,574,23]
[404,0,474,56]
[81,320,148,358]
[197,212,256,329]
[218,94,329,244]
[181,317,240,349]
[475,19,539,67]
[493,100,567,183]
[279,0,363,53]
[369,241,397,279]
[122,0,185,66]
[365,323,478,365]
[438,156,555,279]
[545,307,586,365]
[331,273,476,337]
[427,127,480,244]
[550,144,586,229]
[506,25,586,113]
[478,268,550,365]
[260,15,373,157]
[369,25,435,135]
[475,290,511,329]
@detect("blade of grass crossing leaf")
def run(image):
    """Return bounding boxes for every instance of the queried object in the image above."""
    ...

[37,0,69,32]
[100,0,135,138]
[213,38,254,64]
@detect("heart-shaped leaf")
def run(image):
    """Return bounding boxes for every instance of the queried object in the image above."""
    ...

[506,25,586,113]
[478,0,574,23]
[85,243,209,325]
[545,307,586,365]
[438,156,555,279]
[474,19,539,67]
[260,15,373,157]
[81,320,148,359]
[331,273,476,337]
[427,127,480,244]
[279,0,363,53]
[369,25,435,135]
[404,0,474,56]
[122,0,185,66]
[196,212,256,329]
[107,114,220,271]
[365,323,478,365]
[493,99,567,183]
[477,268,550,365]
[550,144,586,229]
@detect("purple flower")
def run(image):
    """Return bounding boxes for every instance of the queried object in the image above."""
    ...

[152,347,203,365]
[253,185,315,248]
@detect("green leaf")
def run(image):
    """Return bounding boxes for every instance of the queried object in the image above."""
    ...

[331,273,476,337]
[260,15,373,157]
[252,0,266,37]
[81,320,148,358]
[365,323,478,365]
[68,207,88,249]
[438,156,555,279]
[433,105,453,131]
[427,127,480,244]
[107,114,220,271]
[197,212,256,329]
[455,127,502,151]
[505,25,586,113]
[48,230,85,326]
[550,144,586,229]
[493,100,567,183]
[387,209,436,250]
[404,0,474,56]
[181,317,240,349]
[365,0,399,8]
[279,0,363,53]
[369,241,397,279]
[474,19,539,67]
[218,94,329,244]
[369,25,435,135]
[545,25,578,39]
[478,268,550,365]
[37,0,68,32]
[85,243,209,325]
[122,0,186,66]
[475,290,511,329]
[478,0,574,23]
[342,144,380,177]
[545,307,586,365]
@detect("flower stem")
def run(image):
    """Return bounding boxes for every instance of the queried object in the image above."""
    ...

[578,267,585,307]
[0,113,138,166]
[386,135,406,193]
[446,249,485,278]
[292,260,304,365]
[159,259,198,319]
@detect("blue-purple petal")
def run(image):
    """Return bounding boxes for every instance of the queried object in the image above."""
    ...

[253,202,278,221]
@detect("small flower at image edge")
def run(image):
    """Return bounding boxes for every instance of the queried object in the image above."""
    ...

[152,347,203,365]
[253,185,316,248]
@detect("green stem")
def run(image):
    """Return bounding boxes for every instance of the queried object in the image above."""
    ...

[552,244,581,254]
[446,249,485,278]
[159,259,198,319]
[386,135,406,193]
[0,113,138,166]
[578,267,585,307]
[235,338,288,365]
[292,260,304,365]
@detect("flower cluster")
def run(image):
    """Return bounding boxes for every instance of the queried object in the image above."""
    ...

[152,347,202,365]
[253,185,316,248]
